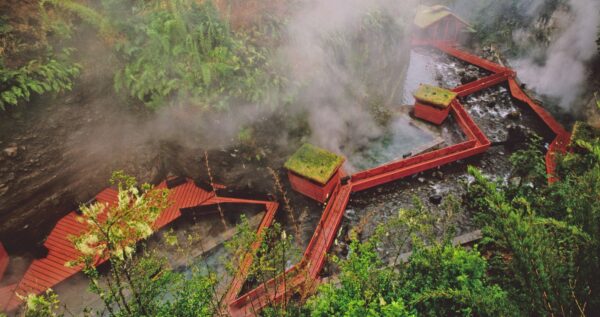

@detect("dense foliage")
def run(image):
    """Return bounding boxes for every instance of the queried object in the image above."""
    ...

[112,0,280,109]
[307,238,512,317]
[0,6,80,110]
[66,172,221,317]
[44,0,283,110]
[464,137,600,316]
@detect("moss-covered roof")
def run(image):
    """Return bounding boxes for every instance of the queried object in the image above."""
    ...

[414,5,474,31]
[413,84,457,108]
[284,144,345,185]
[569,121,600,148]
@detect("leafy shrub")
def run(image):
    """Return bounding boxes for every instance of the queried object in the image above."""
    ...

[307,237,512,317]
[0,51,80,110]
[112,0,280,110]
[465,135,600,316]
[0,7,81,110]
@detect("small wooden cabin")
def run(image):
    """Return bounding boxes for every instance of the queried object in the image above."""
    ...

[285,144,345,203]
[413,84,457,125]
[0,243,8,281]
[414,5,474,43]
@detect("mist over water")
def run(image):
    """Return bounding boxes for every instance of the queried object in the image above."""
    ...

[281,0,418,156]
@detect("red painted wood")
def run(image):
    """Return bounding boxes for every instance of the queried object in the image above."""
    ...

[0,243,8,281]
[2,40,570,317]
[432,42,509,73]
[0,284,17,311]
[227,185,352,317]
[287,170,341,203]
[2,178,270,313]
[414,102,451,125]
[452,71,510,97]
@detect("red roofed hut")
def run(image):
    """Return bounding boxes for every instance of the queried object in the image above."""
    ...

[285,144,345,203]
[414,5,474,43]
[413,84,457,125]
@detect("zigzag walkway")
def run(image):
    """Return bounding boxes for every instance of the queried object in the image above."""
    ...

[224,41,571,316]
[0,41,571,316]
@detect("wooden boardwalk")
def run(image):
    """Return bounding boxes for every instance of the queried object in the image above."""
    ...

[1,41,570,316]
[223,41,571,316]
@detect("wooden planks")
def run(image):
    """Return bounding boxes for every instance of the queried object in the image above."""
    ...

[2,180,223,313]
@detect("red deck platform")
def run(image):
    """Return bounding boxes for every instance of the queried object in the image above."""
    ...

[0,179,278,313]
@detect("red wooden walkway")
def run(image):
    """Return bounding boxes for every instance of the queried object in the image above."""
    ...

[224,41,571,316]
[0,179,278,313]
[0,41,570,316]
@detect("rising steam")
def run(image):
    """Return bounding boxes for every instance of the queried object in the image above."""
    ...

[512,0,600,109]
[280,0,418,158]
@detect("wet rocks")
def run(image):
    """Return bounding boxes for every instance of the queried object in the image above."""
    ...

[429,194,443,205]
[505,125,531,150]
[507,110,521,120]
[0,183,8,196]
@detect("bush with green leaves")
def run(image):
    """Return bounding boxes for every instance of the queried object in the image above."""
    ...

[40,0,284,111]
[0,51,80,110]
[306,197,513,317]
[111,0,281,110]
[465,135,600,316]
[66,171,223,317]
[0,9,81,110]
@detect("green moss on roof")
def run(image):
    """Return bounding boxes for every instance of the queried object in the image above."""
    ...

[569,121,600,148]
[284,144,345,185]
[413,84,457,108]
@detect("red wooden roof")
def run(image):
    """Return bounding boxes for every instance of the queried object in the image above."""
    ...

[0,178,238,312]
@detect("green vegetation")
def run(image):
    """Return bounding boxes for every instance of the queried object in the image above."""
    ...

[41,0,283,110]
[16,137,600,316]
[0,50,80,110]
[569,121,600,148]
[284,143,345,184]
[306,196,512,317]
[0,7,81,110]
[1,0,283,112]
[112,0,280,109]
[65,172,222,317]
[413,84,457,108]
